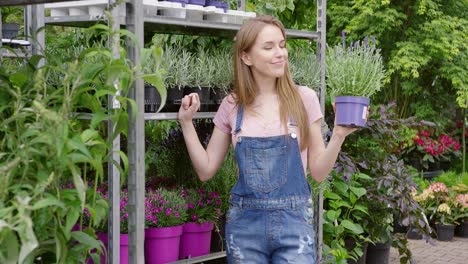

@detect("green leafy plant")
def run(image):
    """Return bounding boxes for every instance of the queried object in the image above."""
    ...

[323,172,371,263]
[141,45,167,112]
[0,21,138,263]
[326,34,386,98]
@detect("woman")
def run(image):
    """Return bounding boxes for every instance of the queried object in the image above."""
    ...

[178,16,358,263]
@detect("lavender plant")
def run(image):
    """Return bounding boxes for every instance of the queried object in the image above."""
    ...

[326,34,386,98]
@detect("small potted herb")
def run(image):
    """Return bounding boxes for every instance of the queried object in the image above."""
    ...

[326,33,386,127]
[1,7,22,39]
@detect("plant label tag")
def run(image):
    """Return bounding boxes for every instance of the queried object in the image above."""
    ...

[112,96,121,109]
[362,106,368,120]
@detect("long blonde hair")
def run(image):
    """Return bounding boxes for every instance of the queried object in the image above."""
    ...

[232,15,310,150]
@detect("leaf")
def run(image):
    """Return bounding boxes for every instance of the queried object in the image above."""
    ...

[65,208,80,240]
[324,192,342,200]
[334,181,349,196]
[69,163,86,208]
[32,197,64,210]
[0,229,19,264]
[71,231,100,249]
[349,186,366,198]
[341,220,364,234]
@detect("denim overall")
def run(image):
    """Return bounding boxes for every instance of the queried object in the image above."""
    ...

[225,106,316,263]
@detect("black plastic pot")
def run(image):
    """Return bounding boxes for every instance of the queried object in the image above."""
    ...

[144,84,161,113]
[455,219,468,238]
[184,86,212,111]
[407,226,422,240]
[2,23,20,39]
[344,238,367,264]
[436,223,455,241]
[366,242,391,264]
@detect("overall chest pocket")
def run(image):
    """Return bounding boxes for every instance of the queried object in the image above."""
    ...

[245,145,287,192]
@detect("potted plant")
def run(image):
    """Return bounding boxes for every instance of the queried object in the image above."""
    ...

[454,192,468,237]
[141,45,167,113]
[1,7,22,39]
[210,48,232,106]
[188,0,206,6]
[144,188,187,264]
[323,172,371,264]
[289,48,321,89]
[162,47,192,110]
[326,34,386,127]
[179,188,222,259]
[185,48,213,109]
[206,0,229,12]
[401,128,462,174]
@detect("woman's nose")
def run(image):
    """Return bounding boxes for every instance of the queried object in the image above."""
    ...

[274,46,286,57]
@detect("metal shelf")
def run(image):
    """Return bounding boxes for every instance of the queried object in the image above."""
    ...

[145,112,216,120]
[141,16,319,40]
[0,0,78,6]
[169,251,226,264]
[45,15,126,27]
[1,48,31,58]
[45,14,319,40]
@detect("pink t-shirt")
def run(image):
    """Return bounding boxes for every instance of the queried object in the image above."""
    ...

[213,86,323,174]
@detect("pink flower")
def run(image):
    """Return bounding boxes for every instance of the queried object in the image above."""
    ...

[429,182,448,193]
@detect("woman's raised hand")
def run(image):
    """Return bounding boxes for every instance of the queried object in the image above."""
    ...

[178,93,201,123]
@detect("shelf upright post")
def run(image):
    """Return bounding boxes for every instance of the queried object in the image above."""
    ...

[316,0,327,262]
[0,11,3,61]
[108,0,122,263]
[30,4,44,59]
[237,0,245,11]
[127,0,145,263]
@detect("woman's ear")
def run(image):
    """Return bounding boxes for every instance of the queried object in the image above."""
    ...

[240,51,252,66]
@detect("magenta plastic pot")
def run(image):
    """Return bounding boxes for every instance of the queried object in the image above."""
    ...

[90,233,128,264]
[179,222,214,259]
[334,96,370,127]
[145,225,184,264]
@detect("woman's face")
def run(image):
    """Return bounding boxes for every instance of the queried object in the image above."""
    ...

[241,25,288,80]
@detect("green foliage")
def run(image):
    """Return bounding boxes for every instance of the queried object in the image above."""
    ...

[327,0,467,115]
[1,7,23,23]
[0,22,138,262]
[323,172,371,263]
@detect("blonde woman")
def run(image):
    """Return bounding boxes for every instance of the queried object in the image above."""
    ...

[178,16,358,263]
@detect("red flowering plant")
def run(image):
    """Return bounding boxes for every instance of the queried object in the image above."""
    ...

[181,188,222,224]
[402,129,462,170]
[145,188,187,228]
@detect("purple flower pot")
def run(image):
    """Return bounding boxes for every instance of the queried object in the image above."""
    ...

[334,96,370,128]
[168,0,189,7]
[205,0,229,12]
[188,0,206,5]
[179,222,214,259]
[145,225,184,264]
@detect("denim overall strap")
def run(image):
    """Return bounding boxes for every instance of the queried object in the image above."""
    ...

[233,104,243,135]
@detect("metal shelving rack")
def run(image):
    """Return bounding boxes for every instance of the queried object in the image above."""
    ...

[0,0,327,263]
